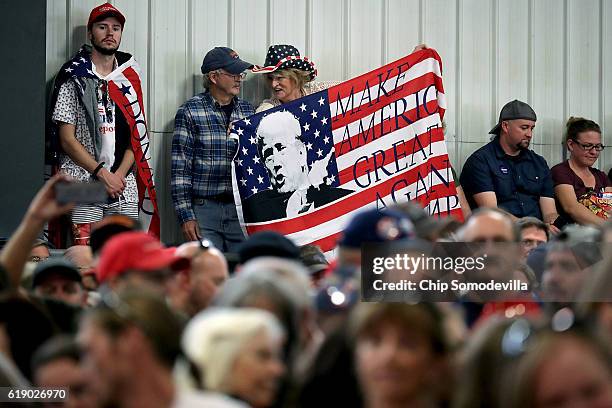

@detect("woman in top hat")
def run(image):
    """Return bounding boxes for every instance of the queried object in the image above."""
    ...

[252,44,338,112]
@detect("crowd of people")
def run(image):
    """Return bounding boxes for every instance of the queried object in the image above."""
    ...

[1,174,611,407]
[1,2,610,407]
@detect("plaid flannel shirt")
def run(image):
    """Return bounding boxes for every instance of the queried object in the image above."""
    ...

[171,90,254,224]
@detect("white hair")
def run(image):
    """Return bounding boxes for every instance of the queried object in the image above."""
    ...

[182,307,283,392]
[256,110,303,145]
[240,257,313,310]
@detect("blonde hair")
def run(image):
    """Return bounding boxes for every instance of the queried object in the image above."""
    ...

[182,307,283,392]
[268,68,312,91]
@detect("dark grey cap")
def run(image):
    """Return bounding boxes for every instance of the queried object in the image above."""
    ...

[32,258,81,289]
[201,47,253,75]
[489,99,537,135]
[237,231,300,264]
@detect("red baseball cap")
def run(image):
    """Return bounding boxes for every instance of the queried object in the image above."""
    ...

[96,231,189,283]
[88,3,126,29]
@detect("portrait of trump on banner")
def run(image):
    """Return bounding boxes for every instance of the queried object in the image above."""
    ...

[243,110,352,223]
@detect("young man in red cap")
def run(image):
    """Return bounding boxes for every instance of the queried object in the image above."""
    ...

[49,3,157,245]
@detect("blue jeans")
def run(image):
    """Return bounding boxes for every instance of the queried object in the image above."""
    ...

[192,198,245,253]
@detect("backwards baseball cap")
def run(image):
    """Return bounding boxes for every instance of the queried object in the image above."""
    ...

[299,245,329,275]
[489,99,537,135]
[339,208,415,249]
[96,231,189,283]
[201,47,254,75]
[32,259,82,289]
[88,3,126,30]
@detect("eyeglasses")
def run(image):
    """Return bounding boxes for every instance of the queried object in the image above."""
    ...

[572,140,605,151]
[199,239,215,251]
[216,70,247,80]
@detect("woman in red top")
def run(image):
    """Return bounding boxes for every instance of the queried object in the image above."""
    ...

[551,117,612,226]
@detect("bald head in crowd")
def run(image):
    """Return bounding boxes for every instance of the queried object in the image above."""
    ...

[169,240,229,316]
[458,208,518,243]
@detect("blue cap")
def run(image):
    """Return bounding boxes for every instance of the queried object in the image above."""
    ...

[339,208,415,248]
[315,264,359,313]
[201,47,253,75]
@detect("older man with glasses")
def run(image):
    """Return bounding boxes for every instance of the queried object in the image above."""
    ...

[171,47,255,251]
[167,239,229,317]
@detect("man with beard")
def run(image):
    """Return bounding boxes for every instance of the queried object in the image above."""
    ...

[50,3,139,245]
[460,100,560,232]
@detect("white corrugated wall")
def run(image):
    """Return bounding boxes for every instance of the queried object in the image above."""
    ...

[46,0,612,243]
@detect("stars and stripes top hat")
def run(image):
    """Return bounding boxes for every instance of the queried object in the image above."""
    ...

[251,44,317,80]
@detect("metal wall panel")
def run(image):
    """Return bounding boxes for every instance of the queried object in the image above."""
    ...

[270,0,307,51]
[46,0,68,83]
[532,0,565,166]
[603,0,612,173]
[348,0,383,77]
[114,0,149,104]
[68,0,101,56]
[496,0,530,108]
[386,0,421,63]
[232,0,270,104]
[149,0,189,243]
[567,0,601,120]
[457,0,494,168]
[191,0,230,96]
[423,0,458,166]
[310,0,345,81]
[567,0,603,170]
[45,0,611,242]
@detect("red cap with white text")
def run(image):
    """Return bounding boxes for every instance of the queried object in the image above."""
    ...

[88,3,125,29]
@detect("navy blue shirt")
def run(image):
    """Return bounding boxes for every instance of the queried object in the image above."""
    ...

[459,137,554,219]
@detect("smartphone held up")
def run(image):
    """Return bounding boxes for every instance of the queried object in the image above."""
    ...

[54,181,108,205]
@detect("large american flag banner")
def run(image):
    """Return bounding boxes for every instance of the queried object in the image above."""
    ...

[231,48,461,252]
[54,46,160,237]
